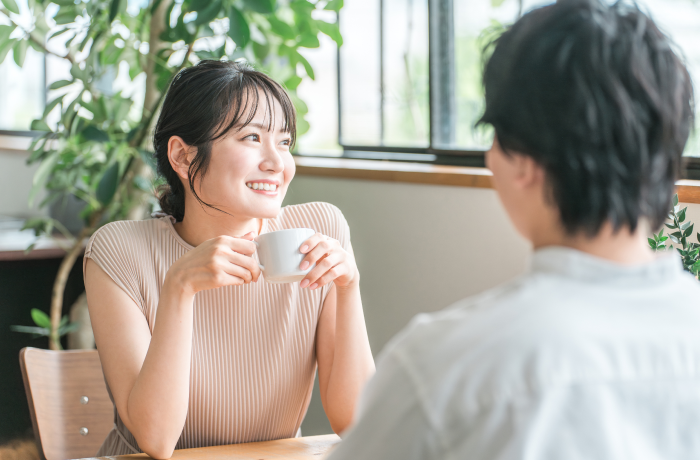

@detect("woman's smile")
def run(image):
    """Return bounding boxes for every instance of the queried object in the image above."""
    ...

[246,179,281,195]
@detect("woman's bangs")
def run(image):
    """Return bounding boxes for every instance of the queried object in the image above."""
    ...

[212,75,297,147]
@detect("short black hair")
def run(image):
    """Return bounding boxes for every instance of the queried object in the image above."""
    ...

[478,0,694,235]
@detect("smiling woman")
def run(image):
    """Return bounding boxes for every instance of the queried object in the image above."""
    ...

[83,60,375,459]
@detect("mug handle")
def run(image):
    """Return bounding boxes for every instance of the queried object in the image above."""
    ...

[253,240,265,271]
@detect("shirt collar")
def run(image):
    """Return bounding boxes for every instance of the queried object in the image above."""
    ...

[531,246,685,284]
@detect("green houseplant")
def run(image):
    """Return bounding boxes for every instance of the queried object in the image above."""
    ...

[649,193,700,277]
[2,0,343,350]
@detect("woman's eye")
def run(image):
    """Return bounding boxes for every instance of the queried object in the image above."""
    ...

[243,133,260,142]
[280,139,291,146]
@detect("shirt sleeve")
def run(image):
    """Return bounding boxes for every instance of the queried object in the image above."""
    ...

[326,349,444,460]
[83,222,145,313]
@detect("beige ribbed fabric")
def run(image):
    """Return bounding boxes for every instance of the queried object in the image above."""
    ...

[83,202,350,456]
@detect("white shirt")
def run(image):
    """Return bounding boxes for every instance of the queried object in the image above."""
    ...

[329,247,700,460]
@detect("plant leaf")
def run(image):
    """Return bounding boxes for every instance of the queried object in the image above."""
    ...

[82,125,110,142]
[243,0,275,14]
[58,321,80,336]
[227,5,250,47]
[295,51,314,79]
[268,17,296,40]
[30,119,52,132]
[96,162,120,206]
[685,223,694,238]
[43,94,65,118]
[324,0,343,11]
[670,234,680,244]
[109,0,121,22]
[194,0,221,26]
[31,308,51,329]
[297,32,320,48]
[673,194,679,206]
[316,20,342,46]
[1,0,19,15]
[10,325,50,336]
[12,39,27,67]
[48,79,73,90]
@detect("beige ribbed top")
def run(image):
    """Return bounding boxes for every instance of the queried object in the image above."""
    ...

[83,202,350,456]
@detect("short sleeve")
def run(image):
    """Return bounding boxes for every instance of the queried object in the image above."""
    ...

[326,349,444,460]
[83,222,145,312]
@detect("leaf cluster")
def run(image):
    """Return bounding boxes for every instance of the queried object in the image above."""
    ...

[649,194,700,276]
[10,308,78,350]
[0,0,340,243]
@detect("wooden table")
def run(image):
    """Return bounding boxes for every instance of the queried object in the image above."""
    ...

[78,435,341,460]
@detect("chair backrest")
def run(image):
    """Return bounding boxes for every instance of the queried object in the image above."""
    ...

[19,347,114,460]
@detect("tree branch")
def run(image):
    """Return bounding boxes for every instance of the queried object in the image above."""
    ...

[130,39,197,149]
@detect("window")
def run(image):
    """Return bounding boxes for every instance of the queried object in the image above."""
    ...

[0,0,45,133]
[337,0,700,165]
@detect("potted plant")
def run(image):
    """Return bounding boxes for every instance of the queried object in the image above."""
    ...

[649,193,700,277]
[3,0,343,350]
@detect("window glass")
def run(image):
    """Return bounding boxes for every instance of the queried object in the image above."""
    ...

[0,0,44,132]
[636,0,700,156]
[296,31,341,155]
[452,0,700,156]
[339,0,381,146]
[382,0,429,147]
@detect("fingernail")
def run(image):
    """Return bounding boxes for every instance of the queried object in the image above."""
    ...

[300,261,309,270]
[300,279,309,288]
[300,245,309,253]
[310,283,318,290]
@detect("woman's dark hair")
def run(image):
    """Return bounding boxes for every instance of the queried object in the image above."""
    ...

[478,0,695,235]
[153,60,297,222]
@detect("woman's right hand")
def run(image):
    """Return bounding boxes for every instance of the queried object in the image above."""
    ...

[165,232,261,296]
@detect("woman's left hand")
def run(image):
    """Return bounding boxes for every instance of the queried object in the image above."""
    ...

[298,233,359,290]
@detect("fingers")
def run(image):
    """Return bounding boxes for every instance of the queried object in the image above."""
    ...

[300,252,343,290]
[300,235,338,271]
[214,235,257,256]
[299,233,326,256]
[225,251,262,282]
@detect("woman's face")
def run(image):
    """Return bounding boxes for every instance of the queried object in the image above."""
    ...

[193,96,296,220]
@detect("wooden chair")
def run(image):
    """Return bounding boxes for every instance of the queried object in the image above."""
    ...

[19,347,114,460]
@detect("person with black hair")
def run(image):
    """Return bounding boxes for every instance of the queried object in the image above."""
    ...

[83,60,374,459]
[328,1,700,459]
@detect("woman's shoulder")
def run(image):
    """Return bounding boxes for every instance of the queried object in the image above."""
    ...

[274,202,350,246]
[86,217,176,259]
[89,217,172,244]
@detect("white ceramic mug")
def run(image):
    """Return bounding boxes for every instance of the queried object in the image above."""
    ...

[254,228,316,284]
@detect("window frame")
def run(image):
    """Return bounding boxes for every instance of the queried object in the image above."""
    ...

[331,0,700,178]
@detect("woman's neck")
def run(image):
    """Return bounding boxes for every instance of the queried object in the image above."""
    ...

[173,203,262,247]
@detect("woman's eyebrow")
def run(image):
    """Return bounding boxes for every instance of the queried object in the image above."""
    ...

[237,122,288,133]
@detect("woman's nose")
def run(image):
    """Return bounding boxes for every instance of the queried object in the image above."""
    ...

[260,143,285,172]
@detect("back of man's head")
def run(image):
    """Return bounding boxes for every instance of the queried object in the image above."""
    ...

[479,0,695,235]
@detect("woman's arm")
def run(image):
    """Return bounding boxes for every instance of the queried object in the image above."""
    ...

[300,239,375,434]
[85,235,260,459]
[86,260,195,459]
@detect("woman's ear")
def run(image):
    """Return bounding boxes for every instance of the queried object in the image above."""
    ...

[168,136,196,181]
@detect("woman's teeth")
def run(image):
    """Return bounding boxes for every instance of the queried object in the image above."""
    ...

[246,182,278,191]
